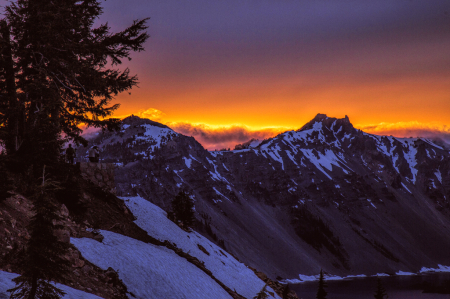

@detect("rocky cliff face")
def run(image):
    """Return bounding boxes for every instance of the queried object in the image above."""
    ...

[79,163,116,194]
[79,114,450,280]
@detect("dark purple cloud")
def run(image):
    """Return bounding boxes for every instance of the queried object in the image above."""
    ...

[89,0,450,96]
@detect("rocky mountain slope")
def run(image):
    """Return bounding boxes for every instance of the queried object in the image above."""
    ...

[79,114,450,281]
[0,164,287,299]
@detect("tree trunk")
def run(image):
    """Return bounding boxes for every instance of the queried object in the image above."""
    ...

[27,274,37,299]
[0,20,20,153]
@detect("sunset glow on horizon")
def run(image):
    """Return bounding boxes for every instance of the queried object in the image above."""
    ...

[94,0,450,143]
[2,0,447,149]
[109,107,450,151]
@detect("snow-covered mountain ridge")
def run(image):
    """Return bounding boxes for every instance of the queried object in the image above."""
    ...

[255,113,445,186]
[80,113,450,281]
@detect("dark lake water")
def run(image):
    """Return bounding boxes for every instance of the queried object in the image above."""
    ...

[291,273,450,299]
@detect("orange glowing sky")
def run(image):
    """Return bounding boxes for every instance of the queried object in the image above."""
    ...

[95,1,450,148]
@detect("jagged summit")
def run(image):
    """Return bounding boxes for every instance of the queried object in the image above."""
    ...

[122,115,170,130]
[298,113,353,132]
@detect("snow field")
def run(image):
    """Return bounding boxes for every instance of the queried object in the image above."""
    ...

[71,231,232,299]
[121,196,280,299]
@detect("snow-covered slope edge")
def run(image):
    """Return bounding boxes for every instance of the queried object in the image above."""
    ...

[71,196,281,299]
[0,271,102,299]
[72,231,233,299]
[122,195,280,299]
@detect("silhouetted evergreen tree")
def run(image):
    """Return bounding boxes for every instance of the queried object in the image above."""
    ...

[316,269,327,299]
[0,1,148,298]
[374,277,388,299]
[0,154,14,201]
[0,0,149,169]
[8,167,70,299]
[253,283,269,299]
[282,284,291,299]
[171,191,195,228]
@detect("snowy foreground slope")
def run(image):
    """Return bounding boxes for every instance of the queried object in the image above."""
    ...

[72,231,233,299]
[122,196,276,299]
[0,271,102,299]
[71,196,280,299]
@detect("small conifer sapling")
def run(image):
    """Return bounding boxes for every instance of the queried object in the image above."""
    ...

[253,283,269,299]
[171,191,195,228]
[316,269,327,299]
[282,284,291,299]
[8,166,70,299]
[374,277,388,299]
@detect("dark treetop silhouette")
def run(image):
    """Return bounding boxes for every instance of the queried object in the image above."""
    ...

[0,1,148,298]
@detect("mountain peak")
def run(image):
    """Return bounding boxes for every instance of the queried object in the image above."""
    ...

[312,113,329,122]
[122,115,170,130]
[299,113,353,132]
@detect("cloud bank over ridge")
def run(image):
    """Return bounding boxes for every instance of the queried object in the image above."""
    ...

[358,121,450,146]
[170,121,450,150]
[85,108,450,150]
[167,122,287,151]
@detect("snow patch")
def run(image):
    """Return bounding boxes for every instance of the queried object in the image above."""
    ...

[183,157,192,168]
[298,274,317,282]
[367,199,377,209]
[285,150,298,166]
[396,271,416,276]
[401,182,412,194]
[420,265,450,273]
[435,169,442,183]
[213,187,231,202]
[249,139,263,148]
[403,145,418,183]
[189,154,200,163]
[264,145,284,170]
[422,138,444,150]
[301,149,348,179]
